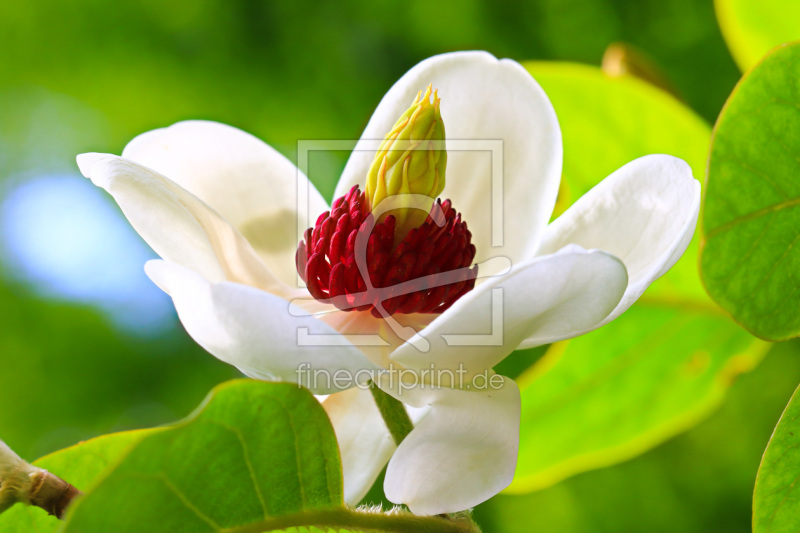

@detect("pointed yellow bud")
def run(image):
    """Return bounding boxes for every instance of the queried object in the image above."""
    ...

[365,84,447,236]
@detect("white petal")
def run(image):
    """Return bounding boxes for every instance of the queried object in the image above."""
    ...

[335,51,562,266]
[323,387,395,505]
[388,246,628,376]
[77,152,296,297]
[536,154,700,325]
[145,260,378,395]
[380,376,521,515]
[122,120,329,287]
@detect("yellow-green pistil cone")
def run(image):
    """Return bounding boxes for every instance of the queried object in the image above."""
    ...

[365,84,447,238]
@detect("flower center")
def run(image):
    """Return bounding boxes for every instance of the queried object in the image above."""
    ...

[296,85,478,317]
[296,185,477,317]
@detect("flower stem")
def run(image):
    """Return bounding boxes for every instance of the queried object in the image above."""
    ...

[369,381,414,445]
[223,507,480,533]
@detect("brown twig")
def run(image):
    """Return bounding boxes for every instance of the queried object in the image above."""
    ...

[0,439,81,519]
[28,469,82,519]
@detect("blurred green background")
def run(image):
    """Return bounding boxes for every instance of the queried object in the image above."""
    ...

[0,1,797,531]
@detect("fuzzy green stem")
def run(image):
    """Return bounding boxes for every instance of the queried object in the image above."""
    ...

[369,381,414,445]
[223,507,480,533]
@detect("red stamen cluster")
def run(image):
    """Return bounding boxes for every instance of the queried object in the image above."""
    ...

[296,185,477,317]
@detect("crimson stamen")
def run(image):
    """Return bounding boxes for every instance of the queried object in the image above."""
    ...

[296,185,477,317]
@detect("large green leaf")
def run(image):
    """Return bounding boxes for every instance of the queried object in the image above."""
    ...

[507,62,768,492]
[526,62,710,224]
[60,380,343,532]
[511,304,767,492]
[716,0,800,72]
[0,381,342,532]
[0,381,478,533]
[700,42,800,341]
[754,382,800,532]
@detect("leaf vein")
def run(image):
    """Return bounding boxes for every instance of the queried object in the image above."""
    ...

[156,471,222,532]
[705,197,800,241]
[207,420,269,520]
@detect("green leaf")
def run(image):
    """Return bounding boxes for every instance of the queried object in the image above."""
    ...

[507,62,768,492]
[754,382,800,532]
[526,62,710,225]
[716,0,800,72]
[510,304,767,492]
[700,42,800,341]
[60,380,342,532]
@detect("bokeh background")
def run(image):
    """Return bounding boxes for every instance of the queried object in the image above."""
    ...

[0,1,797,531]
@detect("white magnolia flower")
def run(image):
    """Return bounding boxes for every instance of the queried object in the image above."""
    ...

[77,51,700,515]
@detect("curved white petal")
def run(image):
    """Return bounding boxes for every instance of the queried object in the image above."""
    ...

[145,260,378,395]
[122,120,329,287]
[379,376,520,515]
[323,387,396,505]
[388,246,628,376]
[335,51,562,267]
[77,152,295,297]
[535,154,700,326]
